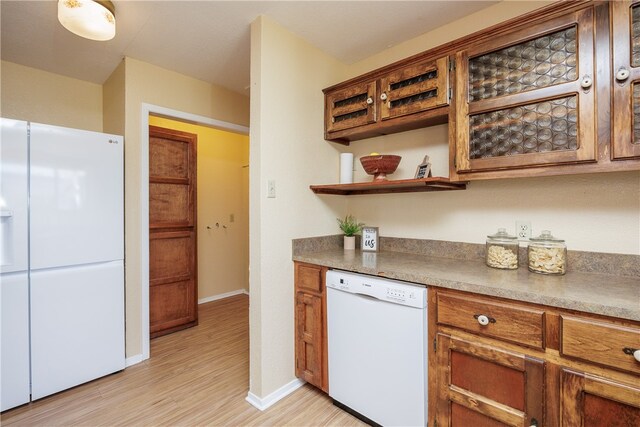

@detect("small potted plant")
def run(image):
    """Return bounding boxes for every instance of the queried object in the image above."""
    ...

[337,215,364,250]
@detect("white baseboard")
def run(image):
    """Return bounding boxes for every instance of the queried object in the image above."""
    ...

[198,289,249,305]
[245,378,306,411]
[125,353,146,367]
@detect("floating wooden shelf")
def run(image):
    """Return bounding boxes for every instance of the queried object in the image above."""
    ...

[310,177,467,195]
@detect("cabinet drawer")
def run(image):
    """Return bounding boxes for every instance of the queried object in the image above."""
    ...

[295,263,323,293]
[561,315,640,375]
[437,293,545,349]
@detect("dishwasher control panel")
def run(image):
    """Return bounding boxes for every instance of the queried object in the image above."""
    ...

[327,270,426,308]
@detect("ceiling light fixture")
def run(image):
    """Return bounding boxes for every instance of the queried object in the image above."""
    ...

[58,0,116,41]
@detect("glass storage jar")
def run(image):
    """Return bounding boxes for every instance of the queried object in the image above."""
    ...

[486,228,519,270]
[528,230,567,275]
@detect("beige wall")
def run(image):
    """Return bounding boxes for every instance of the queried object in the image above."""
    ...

[249,15,348,397]
[248,0,640,402]
[103,60,125,136]
[1,60,103,131]
[148,116,250,299]
[122,57,250,358]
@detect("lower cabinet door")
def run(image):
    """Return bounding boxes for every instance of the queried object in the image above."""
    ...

[560,369,640,427]
[295,291,324,390]
[436,333,544,427]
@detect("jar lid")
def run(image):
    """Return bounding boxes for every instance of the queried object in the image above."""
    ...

[487,228,517,240]
[530,230,564,242]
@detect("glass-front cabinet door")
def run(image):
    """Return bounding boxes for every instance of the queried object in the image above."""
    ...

[611,0,640,160]
[454,8,597,173]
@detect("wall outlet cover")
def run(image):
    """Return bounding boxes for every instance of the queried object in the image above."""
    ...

[516,221,531,240]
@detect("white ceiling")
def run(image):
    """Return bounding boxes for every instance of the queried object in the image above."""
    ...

[1,1,498,95]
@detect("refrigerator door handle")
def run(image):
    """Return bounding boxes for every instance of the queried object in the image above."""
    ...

[1,211,14,267]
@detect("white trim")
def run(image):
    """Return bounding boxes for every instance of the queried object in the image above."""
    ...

[124,353,145,367]
[139,103,250,363]
[198,289,248,305]
[245,379,306,411]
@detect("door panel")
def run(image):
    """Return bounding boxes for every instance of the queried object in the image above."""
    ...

[0,272,30,411]
[611,1,640,159]
[30,261,125,400]
[149,125,197,338]
[150,280,196,331]
[149,231,194,284]
[149,183,192,225]
[561,369,640,427]
[29,123,124,269]
[149,136,190,179]
[0,118,29,273]
[437,333,544,427]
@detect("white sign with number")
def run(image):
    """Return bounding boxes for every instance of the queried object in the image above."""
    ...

[361,227,379,252]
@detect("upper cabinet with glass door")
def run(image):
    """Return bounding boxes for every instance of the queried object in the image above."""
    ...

[611,0,640,160]
[454,8,597,173]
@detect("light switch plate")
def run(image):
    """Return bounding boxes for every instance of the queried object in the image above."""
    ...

[267,180,276,198]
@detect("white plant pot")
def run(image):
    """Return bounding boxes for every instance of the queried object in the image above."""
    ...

[344,235,356,250]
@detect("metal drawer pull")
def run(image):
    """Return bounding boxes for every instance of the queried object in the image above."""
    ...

[615,67,630,82]
[530,417,539,427]
[623,347,640,362]
[474,314,496,326]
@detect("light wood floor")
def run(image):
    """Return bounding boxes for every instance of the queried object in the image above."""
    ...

[1,295,365,426]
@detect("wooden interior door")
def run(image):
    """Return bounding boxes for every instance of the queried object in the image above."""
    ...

[149,125,198,338]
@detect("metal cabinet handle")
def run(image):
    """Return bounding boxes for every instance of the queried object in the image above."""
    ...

[623,347,640,362]
[366,96,373,105]
[530,418,539,427]
[616,67,630,83]
[380,92,388,101]
[580,75,593,90]
[474,314,496,326]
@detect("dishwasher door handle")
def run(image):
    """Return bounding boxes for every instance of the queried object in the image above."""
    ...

[353,292,382,302]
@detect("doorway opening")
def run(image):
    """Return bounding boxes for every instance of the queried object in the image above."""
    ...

[140,104,249,360]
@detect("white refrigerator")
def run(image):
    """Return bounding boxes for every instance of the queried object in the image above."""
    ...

[1,118,125,411]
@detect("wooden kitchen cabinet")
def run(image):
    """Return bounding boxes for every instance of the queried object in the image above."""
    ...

[324,56,450,143]
[433,289,640,427]
[436,334,544,427]
[379,57,449,121]
[611,0,640,160]
[560,369,640,426]
[435,291,546,426]
[454,7,597,173]
[325,81,377,134]
[316,1,640,192]
[294,262,328,392]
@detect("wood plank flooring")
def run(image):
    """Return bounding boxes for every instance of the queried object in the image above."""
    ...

[1,295,365,426]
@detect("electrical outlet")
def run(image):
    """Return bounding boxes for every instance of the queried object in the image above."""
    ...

[516,221,531,240]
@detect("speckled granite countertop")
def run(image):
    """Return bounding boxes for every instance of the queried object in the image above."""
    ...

[293,248,640,322]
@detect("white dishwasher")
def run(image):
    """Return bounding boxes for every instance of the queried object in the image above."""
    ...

[326,270,427,427]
